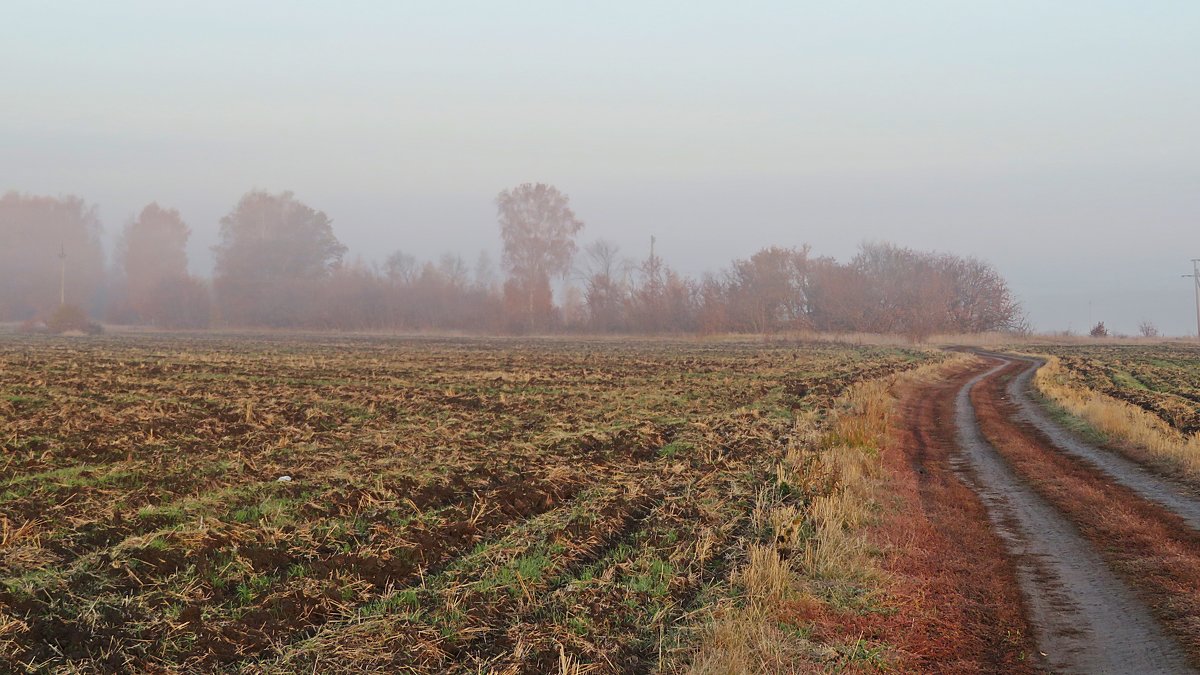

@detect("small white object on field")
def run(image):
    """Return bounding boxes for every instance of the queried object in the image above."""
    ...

[277,475,292,482]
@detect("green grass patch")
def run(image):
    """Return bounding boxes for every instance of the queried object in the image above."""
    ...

[137,503,188,524]
[1033,392,1110,446]
[1109,369,1148,391]
[830,638,890,671]
[234,574,274,606]
[657,440,694,460]
[229,495,303,525]
[479,551,554,598]
[629,558,674,597]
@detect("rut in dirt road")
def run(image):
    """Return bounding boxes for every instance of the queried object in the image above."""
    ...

[996,352,1200,530]
[953,357,1194,674]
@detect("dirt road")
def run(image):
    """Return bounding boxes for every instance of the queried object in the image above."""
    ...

[955,355,1192,673]
[947,352,1200,673]
[881,351,1200,671]
[1000,353,1200,528]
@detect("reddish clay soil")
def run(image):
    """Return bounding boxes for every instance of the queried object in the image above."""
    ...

[853,362,1042,673]
[850,353,1200,674]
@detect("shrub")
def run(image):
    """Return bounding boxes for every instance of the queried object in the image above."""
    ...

[45,304,103,335]
[16,318,48,334]
[1089,321,1108,338]
[149,276,212,329]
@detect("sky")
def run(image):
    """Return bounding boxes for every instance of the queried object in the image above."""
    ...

[3,1,1198,335]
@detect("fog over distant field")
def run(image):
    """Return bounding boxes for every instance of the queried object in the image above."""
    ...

[3,1,1197,335]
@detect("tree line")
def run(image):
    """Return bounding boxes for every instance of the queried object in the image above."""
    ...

[0,184,1022,339]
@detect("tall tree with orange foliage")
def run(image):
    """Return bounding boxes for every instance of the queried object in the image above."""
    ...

[496,183,584,331]
[116,203,206,326]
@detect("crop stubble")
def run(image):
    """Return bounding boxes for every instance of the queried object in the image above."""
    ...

[0,334,934,672]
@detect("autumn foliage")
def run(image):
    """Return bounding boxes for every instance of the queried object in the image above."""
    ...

[110,203,212,328]
[0,186,1022,337]
[0,192,105,321]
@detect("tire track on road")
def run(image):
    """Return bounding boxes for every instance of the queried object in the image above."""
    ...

[953,356,1194,674]
[993,351,1200,529]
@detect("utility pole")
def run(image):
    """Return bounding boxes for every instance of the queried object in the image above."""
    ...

[647,235,661,292]
[58,244,67,307]
[1185,259,1200,341]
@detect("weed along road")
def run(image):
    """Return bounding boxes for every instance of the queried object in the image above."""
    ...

[944,352,1200,673]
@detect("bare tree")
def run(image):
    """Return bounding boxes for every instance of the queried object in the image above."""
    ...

[807,256,871,333]
[2,181,1037,338]
[846,242,943,338]
[696,272,730,334]
[807,242,1021,340]
[1138,320,1159,338]
[629,240,668,332]
[725,246,812,334]
[384,250,418,285]
[578,240,627,332]
[438,253,470,290]
[473,250,498,291]
[941,255,1021,333]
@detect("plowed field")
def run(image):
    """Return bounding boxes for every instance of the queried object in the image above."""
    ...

[1036,344,1200,433]
[0,334,934,672]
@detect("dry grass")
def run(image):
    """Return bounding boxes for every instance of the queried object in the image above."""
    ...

[689,353,973,673]
[1034,355,1200,478]
[689,612,824,675]
[739,544,793,611]
[725,330,1196,349]
[852,356,1040,672]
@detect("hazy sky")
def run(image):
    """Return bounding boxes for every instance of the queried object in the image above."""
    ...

[3,1,1198,335]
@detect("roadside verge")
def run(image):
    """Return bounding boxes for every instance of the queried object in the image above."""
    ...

[691,353,1040,673]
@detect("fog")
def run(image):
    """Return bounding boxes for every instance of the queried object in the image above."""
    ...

[3,2,1198,335]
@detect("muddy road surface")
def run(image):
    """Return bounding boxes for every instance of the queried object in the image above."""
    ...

[908,352,1200,673]
[999,352,1200,528]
